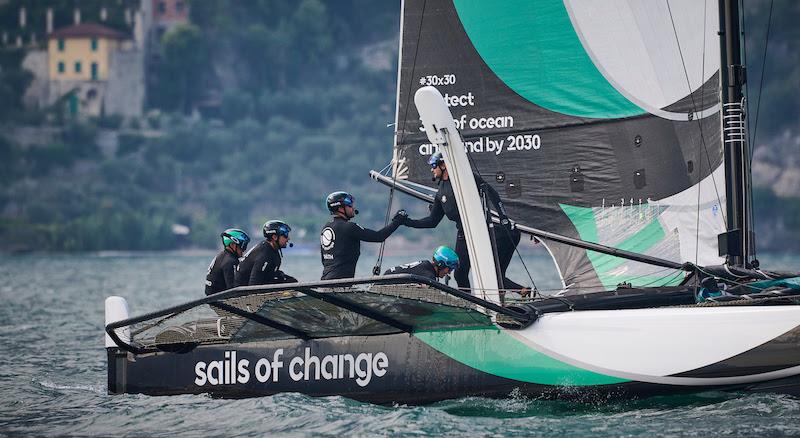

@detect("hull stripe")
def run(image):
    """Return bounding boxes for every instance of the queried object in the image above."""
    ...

[414,327,627,386]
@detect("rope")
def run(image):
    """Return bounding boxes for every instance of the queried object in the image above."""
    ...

[693,0,709,268]
[460,131,539,294]
[666,0,727,229]
[750,0,774,152]
[372,0,428,276]
[748,0,774,265]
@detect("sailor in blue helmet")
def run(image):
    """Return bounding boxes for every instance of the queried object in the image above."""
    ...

[205,228,250,295]
[236,220,297,286]
[320,191,408,280]
[403,151,531,295]
[384,245,459,280]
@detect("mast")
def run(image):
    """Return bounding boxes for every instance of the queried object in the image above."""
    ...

[718,0,752,267]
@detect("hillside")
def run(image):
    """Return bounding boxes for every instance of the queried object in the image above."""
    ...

[0,0,798,253]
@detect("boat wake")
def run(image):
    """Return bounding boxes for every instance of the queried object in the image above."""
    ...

[34,378,104,394]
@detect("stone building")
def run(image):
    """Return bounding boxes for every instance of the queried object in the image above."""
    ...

[43,21,146,118]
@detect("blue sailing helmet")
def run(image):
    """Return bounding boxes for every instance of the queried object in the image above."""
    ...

[263,220,291,239]
[428,151,444,168]
[432,246,459,270]
[221,228,250,251]
[326,191,355,213]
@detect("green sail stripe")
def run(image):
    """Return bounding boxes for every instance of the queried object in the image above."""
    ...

[560,203,599,243]
[414,327,627,386]
[452,0,644,119]
[587,218,666,273]
[560,203,683,289]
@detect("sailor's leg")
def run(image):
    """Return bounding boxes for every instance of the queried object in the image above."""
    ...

[496,228,520,274]
[496,228,525,291]
[454,231,471,289]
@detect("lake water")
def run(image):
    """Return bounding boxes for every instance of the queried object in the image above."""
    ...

[1,250,799,436]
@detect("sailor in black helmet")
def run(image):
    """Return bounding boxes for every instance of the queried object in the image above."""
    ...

[205,228,250,295]
[320,191,407,280]
[403,151,530,294]
[236,220,297,286]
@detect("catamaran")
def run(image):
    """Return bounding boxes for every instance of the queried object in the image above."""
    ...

[105,0,800,404]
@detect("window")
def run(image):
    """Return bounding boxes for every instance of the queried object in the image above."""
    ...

[75,61,81,73]
[158,1,166,14]
[91,63,98,80]
[176,1,184,12]
[58,38,65,51]
[91,38,98,51]
[58,61,65,73]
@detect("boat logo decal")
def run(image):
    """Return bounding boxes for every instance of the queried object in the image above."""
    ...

[194,349,389,388]
[320,227,336,251]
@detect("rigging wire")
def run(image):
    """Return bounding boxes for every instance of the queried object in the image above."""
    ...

[372,0,428,275]
[694,1,711,265]
[750,0,774,152]
[693,265,771,291]
[666,0,728,232]
[741,0,751,141]
[693,0,710,268]
[639,270,686,288]
[459,130,539,295]
[562,261,683,292]
[746,0,774,265]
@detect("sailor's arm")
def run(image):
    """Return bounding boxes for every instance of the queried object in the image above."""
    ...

[351,216,402,242]
[475,173,511,225]
[223,261,237,290]
[405,197,444,228]
[277,271,298,283]
[273,268,298,283]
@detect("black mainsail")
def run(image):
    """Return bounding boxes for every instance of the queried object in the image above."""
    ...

[392,0,727,291]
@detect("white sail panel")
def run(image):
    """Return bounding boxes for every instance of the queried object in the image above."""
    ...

[566,0,720,120]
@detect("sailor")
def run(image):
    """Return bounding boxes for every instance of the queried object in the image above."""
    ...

[384,245,459,280]
[205,228,250,295]
[238,220,297,286]
[320,191,407,280]
[248,220,298,285]
[403,151,530,294]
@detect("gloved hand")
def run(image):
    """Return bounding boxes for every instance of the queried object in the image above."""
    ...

[392,209,409,224]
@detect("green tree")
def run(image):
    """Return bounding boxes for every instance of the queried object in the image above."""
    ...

[156,24,209,113]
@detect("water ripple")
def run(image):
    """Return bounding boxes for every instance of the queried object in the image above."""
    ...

[1,253,799,436]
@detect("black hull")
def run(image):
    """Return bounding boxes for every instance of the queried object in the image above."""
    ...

[108,332,800,405]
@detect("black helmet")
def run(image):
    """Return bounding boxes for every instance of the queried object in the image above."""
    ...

[263,220,291,239]
[221,228,250,250]
[326,191,355,213]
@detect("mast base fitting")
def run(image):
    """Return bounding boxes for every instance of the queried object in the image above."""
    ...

[717,229,755,257]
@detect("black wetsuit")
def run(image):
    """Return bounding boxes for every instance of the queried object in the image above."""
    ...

[383,260,437,280]
[405,174,524,290]
[247,241,297,285]
[235,241,266,287]
[205,249,239,295]
[320,216,402,280]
